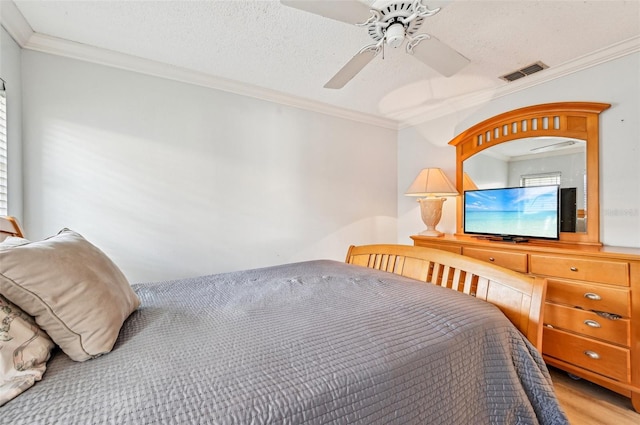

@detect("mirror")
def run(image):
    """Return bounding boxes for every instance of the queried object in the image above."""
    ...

[449,102,610,245]
[464,137,587,233]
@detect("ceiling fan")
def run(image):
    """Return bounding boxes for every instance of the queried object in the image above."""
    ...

[281,0,470,89]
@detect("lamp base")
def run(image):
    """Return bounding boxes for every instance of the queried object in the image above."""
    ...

[418,229,444,237]
[417,197,447,238]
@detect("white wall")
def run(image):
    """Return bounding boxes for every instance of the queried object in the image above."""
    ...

[399,52,640,248]
[0,27,23,220]
[20,51,398,282]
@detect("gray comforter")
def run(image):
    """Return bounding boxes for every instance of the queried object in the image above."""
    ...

[3,260,567,424]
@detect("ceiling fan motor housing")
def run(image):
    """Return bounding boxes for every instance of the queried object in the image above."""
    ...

[368,2,426,46]
[281,0,469,89]
[385,21,406,47]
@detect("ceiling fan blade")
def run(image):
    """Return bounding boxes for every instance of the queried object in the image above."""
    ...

[409,35,470,77]
[280,0,373,24]
[324,46,378,89]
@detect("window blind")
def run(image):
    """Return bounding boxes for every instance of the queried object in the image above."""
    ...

[520,172,561,187]
[0,87,7,216]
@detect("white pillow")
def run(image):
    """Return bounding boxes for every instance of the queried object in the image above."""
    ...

[0,294,55,406]
[0,229,140,361]
[0,236,30,248]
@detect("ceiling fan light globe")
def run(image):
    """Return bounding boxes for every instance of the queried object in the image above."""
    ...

[385,23,405,48]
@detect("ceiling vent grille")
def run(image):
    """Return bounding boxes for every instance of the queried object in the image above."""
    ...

[500,61,548,82]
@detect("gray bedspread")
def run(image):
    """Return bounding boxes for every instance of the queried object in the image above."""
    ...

[2,260,567,424]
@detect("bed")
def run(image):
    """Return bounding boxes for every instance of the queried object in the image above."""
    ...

[0,216,567,424]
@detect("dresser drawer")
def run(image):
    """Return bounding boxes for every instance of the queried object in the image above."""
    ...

[543,327,630,382]
[462,247,528,273]
[546,280,630,316]
[415,242,462,254]
[544,303,630,346]
[530,254,629,286]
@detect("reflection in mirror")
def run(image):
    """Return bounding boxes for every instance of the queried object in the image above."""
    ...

[463,137,587,233]
[451,102,609,245]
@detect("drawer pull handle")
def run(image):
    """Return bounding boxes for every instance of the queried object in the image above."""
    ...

[570,266,578,272]
[584,320,601,328]
[583,350,600,360]
[488,257,495,262]
[584,292,602,301]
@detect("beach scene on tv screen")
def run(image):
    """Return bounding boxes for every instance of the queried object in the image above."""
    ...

[465,186,559,238]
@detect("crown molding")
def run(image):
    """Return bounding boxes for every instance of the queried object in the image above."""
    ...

[0,2,398,130]
[26,33,399,130]
[396,35,640,128]
[2,0,637,131]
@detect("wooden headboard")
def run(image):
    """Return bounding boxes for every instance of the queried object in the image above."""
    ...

[346,244,547,351]
[0,216,24,241]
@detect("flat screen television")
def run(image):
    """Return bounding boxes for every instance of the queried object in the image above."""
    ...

[464,185,560,241]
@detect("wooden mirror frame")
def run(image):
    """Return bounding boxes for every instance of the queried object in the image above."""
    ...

[449,102,611,246]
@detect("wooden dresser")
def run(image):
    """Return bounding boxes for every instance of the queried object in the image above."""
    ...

[411,234,640,412]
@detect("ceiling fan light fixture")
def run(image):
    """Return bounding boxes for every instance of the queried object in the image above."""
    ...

[280,0,469,88]
[385,22,406,48]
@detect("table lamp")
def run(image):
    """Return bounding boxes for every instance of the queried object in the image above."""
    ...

[405,168,459,237]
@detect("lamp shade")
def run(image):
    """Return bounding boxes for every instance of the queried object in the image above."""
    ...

[462,172,479,191]
[405,168,459,197]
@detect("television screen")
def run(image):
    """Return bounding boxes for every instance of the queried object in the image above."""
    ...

[464,185,560,240]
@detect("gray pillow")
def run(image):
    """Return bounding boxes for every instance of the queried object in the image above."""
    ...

[0,229,140,361]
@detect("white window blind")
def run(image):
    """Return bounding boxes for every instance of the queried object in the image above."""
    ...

[0,86,6,216]
[520,172,561,187]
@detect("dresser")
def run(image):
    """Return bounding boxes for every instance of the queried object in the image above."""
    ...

[411,234,640,412]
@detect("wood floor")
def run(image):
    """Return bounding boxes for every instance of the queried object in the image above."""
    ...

[549,367,640,424]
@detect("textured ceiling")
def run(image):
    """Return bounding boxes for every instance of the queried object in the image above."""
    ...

[6,0,640,125]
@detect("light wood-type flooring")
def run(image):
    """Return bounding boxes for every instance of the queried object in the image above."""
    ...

[550,367,640,424]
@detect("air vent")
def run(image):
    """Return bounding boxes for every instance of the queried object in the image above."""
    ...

[500,61,548,82]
